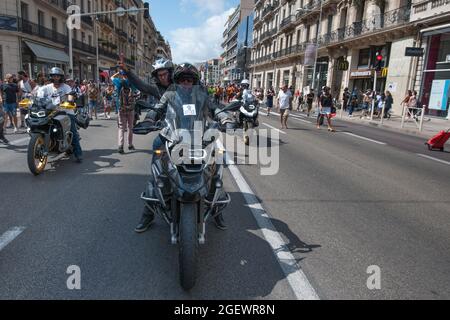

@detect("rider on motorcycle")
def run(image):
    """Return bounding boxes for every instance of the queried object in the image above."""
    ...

[36,67,83,163]
[119,57,174,102]
[134,63,228,232]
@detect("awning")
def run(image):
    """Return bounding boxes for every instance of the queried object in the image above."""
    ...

[421,23,450,37]
[24,41,69,64]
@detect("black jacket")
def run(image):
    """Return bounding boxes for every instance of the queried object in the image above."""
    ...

[126,70,170,100]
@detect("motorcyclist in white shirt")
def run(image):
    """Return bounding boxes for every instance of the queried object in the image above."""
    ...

[37,67,83,163]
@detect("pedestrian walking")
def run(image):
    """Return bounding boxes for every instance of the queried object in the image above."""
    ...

[266,87,275,115]
[1,74,19,133]
[102,83,114,119]
[0,94,9,143]
[317,86,335,131]
[17,71,32,128]
[277,84,292,129]
[305,88,314,117]
[111,70,136,153]
[342,87,350,112]
[87,81,99,120]
[384,90,393,118]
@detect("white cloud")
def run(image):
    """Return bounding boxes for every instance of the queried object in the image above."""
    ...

[180,0,228,15]
[169,7,235,64]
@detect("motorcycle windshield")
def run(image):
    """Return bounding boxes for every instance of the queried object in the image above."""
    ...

[161,85,209,146]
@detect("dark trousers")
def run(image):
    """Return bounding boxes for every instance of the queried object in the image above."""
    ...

[68,114,82,158]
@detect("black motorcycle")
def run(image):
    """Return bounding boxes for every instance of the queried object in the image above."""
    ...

[215,92,259,145]
[133,85,231,290]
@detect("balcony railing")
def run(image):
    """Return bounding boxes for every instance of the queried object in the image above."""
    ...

[262,1,279,19]
[99,47,119,60]
[98,15,114,29]
[319,5,411,46]
[81,15,93,27]
[16,17,68,44]
[117,29,128,39]
[279,15,296,31]
[45,0,69,11]
[72,39,96,55]
[259,27,278,43]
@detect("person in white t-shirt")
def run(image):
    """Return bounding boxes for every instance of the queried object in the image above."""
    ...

[276,85,292,129]
[37,67,83,163]
[18,71,32,128]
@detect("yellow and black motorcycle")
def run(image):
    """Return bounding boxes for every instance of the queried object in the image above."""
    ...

[25,95,78,175]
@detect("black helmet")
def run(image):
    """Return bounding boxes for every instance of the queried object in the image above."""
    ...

[49,67,65,83]
[151,58,174,77]
[173,63,200,84]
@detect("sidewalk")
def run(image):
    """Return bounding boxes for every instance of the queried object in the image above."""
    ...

[332,108,449,139]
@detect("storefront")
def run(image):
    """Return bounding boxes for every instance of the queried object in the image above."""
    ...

[21,41,69,78]
[349,68,387,95]
[419,27,450,118]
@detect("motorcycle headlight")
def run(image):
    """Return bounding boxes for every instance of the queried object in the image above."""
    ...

[31,110,46,118]
[248,105,256,110]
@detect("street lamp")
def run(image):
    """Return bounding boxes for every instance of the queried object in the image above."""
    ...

[296,1,323,93]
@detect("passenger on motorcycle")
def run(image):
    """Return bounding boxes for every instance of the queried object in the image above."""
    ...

[36,67,83,163]
[134,63,228,232]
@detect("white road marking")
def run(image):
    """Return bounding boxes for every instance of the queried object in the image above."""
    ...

[9,137,30,146]
[342,132,387,145]
[417,154,450,166]
[0,227,26,252]
[218,140,320,300]
[265,108,313,124]
[262,122,286,134]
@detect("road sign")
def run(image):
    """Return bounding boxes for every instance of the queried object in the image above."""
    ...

[405,47,424,57]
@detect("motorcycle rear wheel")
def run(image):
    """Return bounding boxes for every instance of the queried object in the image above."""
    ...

[27,134,47,176]
[179,202,198,290]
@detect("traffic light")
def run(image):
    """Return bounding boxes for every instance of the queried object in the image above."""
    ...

[374,52,383,71]
[144,2,149,19]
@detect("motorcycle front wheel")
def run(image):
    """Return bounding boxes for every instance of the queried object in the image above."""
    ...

[27,134,48,175]
[179,202,198,290]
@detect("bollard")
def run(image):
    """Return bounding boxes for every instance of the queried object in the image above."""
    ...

[380,103,386,125]
[419,105,425,132]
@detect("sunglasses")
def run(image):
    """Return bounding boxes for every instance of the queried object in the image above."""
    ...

[179,78,194,83]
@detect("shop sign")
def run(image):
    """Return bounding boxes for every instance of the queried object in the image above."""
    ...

[381,67,388,77]
[405,47,424,57]
[350,70,372,78]
[336,57,349,71]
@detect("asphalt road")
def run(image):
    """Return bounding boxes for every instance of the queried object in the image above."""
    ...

[0,110,449,299]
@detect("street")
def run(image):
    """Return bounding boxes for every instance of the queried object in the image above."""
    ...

[0,111,449,299]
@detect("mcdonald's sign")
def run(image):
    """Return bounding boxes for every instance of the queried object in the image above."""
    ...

[336,57,349,71]
[381,67,388,77]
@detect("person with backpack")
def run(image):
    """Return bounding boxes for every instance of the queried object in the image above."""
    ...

[111,71,137,154]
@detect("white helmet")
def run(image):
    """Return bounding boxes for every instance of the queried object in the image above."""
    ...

[151,58,174,77]
[241,79,250,86]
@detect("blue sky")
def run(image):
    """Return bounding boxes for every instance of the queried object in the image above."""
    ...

[145,0,239,63]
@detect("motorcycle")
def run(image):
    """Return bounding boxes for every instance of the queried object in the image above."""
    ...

[133,84,231,290]
[25,93,80,175]
[214,91,259,145]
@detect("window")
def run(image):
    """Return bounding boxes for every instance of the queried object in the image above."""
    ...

[358,48,370,67]
[88,35,92,46]
[297,29,302,44]
[20,2,29,20]
[52,17,57,32]
[327,15,333,34]
[38,10,44,27]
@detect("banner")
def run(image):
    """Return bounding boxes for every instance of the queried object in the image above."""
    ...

[304,44,317,66]
[429,80,450,110]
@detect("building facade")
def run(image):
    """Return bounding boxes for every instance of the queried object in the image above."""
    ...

[221,0,254,84]
[249,0,428,115]
[410,0,450,118]
[0,0,168,83]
